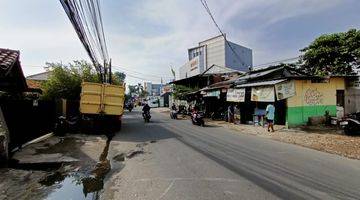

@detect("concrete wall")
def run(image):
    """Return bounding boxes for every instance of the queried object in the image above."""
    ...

[345,77,360,114]
[199,36,226,70]
[180,35,252,79]
[179,56,201,79]
[286,78,345,126]
[225,41,252,71]
[345,87,360,114]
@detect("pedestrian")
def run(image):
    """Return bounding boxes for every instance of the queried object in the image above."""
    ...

[228,104,234,123]
[266,103,275,132]
[234,104,241,124]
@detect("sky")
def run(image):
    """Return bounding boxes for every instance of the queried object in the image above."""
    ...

[1,0,359,85]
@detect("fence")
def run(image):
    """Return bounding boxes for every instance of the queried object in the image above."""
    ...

[0,100,56,150]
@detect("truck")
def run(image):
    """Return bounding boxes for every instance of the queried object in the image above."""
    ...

[80,82,125,134]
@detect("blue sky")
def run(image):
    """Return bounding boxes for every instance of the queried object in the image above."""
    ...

[0,0,359,85]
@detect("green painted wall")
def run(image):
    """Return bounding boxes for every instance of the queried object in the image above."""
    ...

[287,105,336,126]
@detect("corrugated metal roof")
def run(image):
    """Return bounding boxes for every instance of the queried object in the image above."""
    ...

[26,71,52,81]
[236,67,282,81]
[236,79,287,88]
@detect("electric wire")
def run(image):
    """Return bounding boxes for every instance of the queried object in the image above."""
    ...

[199,0,246,66]
[59,0,110,83]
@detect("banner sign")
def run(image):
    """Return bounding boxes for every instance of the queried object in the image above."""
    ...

[275,80,296,100]
[251,86,275,102]
[204,90,220,98]
[226,88,245,102]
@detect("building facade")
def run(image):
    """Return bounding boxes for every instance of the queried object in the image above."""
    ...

[286,78,345,126]
[179,35,252,79]
[144,82,162,96]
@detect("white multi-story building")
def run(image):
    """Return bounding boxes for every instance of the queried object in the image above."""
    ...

[144,82,162,96]
[179,34,252,79]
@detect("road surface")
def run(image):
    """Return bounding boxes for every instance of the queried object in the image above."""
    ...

[102,109,360,200]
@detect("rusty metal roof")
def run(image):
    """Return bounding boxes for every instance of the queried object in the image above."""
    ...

[0,48,19,74]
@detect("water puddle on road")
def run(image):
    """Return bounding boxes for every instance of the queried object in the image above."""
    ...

[44,175,102,200]
[41,139,113,200]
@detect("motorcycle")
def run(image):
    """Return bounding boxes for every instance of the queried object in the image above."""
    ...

[211,110,227,121]
[170,110,178,119]
[143,111,151,123]
[340,112,360,135]
[191,112,205,126]
[54,115,79,136]
[126,103,133,112]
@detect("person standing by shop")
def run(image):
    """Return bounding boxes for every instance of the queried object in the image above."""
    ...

[228,104,235,123]
[266,103,275,132]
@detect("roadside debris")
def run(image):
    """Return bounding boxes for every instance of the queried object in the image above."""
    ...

[126,150,145,159]
[1,134,110,199]
[113,153,125,162]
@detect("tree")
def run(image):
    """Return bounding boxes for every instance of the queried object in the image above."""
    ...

[172,85,197,100]
[127,83,148,98]
[300,29,360,76]
[113,72,126,84]
[42,61,99,100]
[41,60,125,100]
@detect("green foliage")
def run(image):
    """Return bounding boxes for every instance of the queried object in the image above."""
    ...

[113,71,126,85]
[128,83,148,98]
[41,61,127,100]
[172,85,197,100]
[41,60,100,100]
[300,29,360,76]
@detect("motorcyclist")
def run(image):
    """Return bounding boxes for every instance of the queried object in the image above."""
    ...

[171,103,177,111]
[171,103,177,119]
[142,102,151,118]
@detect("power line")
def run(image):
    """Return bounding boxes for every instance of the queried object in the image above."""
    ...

[112,65,172,79]
[60,0,110,83]
[24,63,172,81]
[253,56,300,68]
[199,0,246,66]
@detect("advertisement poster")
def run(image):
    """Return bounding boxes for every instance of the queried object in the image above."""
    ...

[226,88,245,102]
[251,86,275,102]
[275,80,296,100]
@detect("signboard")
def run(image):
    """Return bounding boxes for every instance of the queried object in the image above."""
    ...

[251,86,275,102]
[179,56,200,79]
[227,88,245,102]
[204,90,220,98]
[275,80,296,100]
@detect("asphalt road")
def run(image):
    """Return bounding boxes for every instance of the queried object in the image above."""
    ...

[102,109,360,200]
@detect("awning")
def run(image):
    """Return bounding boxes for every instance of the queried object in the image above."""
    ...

[235,79,287,88]
[200,85,230,91]
[203,90,220,98]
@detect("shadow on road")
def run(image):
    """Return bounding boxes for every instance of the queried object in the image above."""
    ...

[115,110,177,143]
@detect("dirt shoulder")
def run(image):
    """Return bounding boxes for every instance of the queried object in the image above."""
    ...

[209,120,360,160]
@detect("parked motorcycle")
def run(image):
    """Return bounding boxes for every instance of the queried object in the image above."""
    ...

[191,112,205,126]
[54,115,79,136]
[143,111,151,123]
[340,112,360,135]
[170,110,178,119]
[211,110,227,121]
